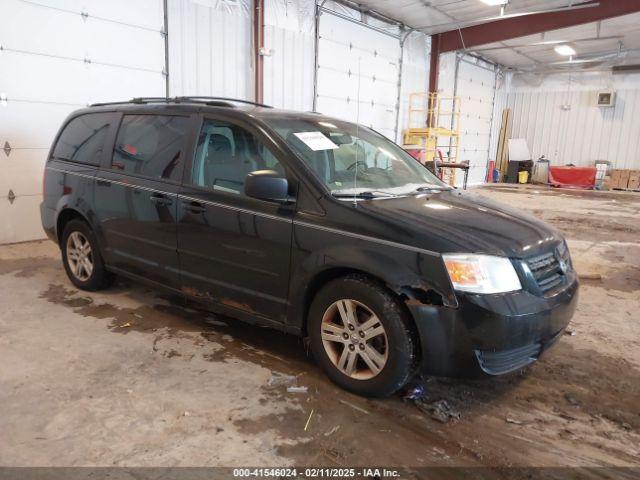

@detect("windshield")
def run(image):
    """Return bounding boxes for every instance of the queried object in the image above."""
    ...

[259,116,450,197]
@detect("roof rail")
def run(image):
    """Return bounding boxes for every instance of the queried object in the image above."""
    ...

[90,96,272,108]
[174,96,273,108]
[89,97,170,107]
[131,97,169,104]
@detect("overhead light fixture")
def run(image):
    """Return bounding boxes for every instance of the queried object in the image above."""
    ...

[480,0,508,5]
[554,44,576,56]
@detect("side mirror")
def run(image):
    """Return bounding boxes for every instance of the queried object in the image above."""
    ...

[244,170,294,204]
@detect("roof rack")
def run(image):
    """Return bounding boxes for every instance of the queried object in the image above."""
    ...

[175,96,273,108]
[90,96,272,108]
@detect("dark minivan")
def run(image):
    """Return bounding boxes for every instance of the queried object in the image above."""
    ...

[41,97,578,397]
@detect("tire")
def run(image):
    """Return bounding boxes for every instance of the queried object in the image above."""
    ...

[61,219,113,291]
[308,274,416,397]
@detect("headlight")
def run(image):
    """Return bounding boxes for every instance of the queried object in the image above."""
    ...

[443,254,522,294]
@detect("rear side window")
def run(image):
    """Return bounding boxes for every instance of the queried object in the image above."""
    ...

[52,113,112,165]
[111,115,188,182]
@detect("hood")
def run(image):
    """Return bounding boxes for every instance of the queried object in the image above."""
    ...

[351,190,563,258]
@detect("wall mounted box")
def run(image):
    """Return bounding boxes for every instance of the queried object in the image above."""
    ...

[596,90,616,107]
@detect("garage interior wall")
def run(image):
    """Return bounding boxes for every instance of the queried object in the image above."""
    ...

[1,0,432,245]
[488,69,508,169]
[438,53,499,187]
[263,0,315,112]
[455,56,497,186]
[0,0,166,245]
[315,5,402,140]
[398,32,430,144]
[312,2,430,141]
[167,0,253,99]
[504,72,640,170]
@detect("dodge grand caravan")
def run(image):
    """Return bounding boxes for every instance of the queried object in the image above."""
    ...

[41,97,578,397]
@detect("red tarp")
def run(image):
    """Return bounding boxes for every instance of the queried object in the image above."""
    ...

[548,166,597,189]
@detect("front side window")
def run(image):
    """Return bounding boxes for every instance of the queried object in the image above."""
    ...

[52,113,112,165]
[191,119,283,194]
[259,116,449,198]
[111,115,188,182]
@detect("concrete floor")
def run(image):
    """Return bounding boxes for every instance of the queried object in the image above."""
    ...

[1,185,639,468]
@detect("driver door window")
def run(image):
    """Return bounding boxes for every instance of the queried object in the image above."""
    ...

[191,120,282,194]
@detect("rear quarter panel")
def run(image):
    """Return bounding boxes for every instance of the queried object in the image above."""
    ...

[43,160,98,243]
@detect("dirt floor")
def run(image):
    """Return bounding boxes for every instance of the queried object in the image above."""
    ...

[0,185,639,472]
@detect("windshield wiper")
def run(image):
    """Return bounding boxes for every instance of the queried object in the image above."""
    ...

[331,190,396,199]
[411,185,452,193]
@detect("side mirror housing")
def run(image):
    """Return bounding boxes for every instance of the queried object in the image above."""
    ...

[244,170,294,203]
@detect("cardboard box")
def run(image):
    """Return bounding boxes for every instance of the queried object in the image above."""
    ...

[611,169,630,189]
[629,170,640,190]
[610,169,622,188]
[607,169,640,189]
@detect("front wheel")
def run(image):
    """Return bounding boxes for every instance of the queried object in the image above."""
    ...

[308,275,416,397]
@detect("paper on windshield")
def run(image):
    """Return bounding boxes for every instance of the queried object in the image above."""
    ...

[294,131,339,151]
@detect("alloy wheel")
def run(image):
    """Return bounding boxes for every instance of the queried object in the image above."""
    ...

[320,299,388,380]
[66,231,94,282]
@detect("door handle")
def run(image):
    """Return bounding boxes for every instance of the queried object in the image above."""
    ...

[181,200,206,214]
[150,193,173,206]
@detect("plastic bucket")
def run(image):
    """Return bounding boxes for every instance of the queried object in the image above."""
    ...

[486,160,495,182]
[518,171,529,184]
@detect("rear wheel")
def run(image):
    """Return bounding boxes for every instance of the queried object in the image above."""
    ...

[61,219,113,291]
[308,275,416,397]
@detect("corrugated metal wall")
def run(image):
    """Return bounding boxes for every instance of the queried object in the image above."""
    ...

[488,69,508,167]
[167,0,252,99]
[263,0,315,111]
[506,83,640,169]
[0,0,434,244]
[169,0,431,142]
[264,0,430,140]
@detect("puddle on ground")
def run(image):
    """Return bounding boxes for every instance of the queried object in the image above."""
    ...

[38,282,309,373]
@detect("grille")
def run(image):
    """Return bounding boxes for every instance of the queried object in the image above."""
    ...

[526,250,566,295]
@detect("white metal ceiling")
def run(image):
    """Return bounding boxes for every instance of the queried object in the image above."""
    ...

[349,0,640,70]
[350,0,582,35]
[473,13,640,72]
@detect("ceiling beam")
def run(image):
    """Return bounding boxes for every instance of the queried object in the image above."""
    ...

[472,35,624,52]
[428,33,441,121]
[437,0,640,53]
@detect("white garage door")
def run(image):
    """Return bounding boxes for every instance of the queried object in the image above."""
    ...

[0,0,166,244]
[315,12,401,139]
[456,58,497,186]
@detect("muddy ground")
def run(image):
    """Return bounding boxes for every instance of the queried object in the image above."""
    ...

[0,185,639,473]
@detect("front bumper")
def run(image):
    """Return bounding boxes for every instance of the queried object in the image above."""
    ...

[407,278,579,376]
